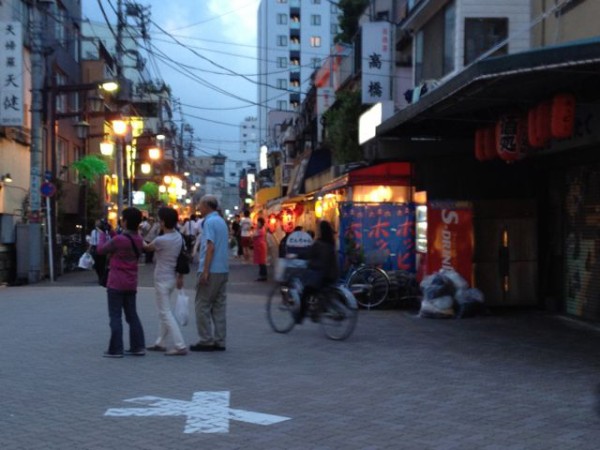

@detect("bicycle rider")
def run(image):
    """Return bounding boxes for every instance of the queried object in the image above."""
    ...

[291,220,339,324]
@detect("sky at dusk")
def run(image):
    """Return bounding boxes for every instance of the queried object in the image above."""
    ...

[82,0,260,165]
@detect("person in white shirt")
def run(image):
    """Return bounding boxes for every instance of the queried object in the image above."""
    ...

[143,207,188,356]
[88,219,109,285]
[240,210,253,262]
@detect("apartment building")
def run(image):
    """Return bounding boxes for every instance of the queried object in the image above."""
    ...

[257,0,340,146]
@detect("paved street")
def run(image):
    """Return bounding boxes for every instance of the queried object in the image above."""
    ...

[1,259,600,449]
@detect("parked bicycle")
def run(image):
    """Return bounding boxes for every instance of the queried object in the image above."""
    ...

[266,258,359,340]
[342,251,391,309]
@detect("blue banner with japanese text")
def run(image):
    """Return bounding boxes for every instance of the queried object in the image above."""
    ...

[338,202,415,273]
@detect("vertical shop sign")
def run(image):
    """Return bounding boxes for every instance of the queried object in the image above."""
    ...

[427,201,473,284]
[0,21,23,126]
[361,22,391,104]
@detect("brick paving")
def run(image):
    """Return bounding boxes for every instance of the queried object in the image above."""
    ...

[1,259,600,449]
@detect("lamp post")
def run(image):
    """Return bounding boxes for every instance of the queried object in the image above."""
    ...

[112,119,129,218]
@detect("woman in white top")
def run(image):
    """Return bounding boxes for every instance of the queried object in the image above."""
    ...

[143,207,187,356]
[240,210,253,262]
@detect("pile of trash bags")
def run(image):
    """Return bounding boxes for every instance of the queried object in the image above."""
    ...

[419,269,484,319]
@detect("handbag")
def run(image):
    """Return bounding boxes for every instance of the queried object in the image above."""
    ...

[175,234,191,275]
[78,252,94,270]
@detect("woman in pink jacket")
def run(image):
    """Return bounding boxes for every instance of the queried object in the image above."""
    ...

[253,217,267,281]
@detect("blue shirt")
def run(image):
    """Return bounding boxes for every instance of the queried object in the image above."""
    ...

[198,211,229,274]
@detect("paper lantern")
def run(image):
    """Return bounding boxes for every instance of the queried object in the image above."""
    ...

[482,125,497,160]
[496,113,526,162]
[267,214,278,233]
[551,93,576,139]
[281,208,295,233]
[528,101,552,148]
[293,203,304,216]
[474,128,486,161]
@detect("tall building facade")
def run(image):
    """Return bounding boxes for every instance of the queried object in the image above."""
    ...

[257,0,339,145]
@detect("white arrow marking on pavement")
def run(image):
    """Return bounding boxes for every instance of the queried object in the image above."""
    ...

[104,391,291,433]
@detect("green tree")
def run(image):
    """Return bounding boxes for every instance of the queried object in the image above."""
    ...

[323,90,364,164]
[335,0,370,44]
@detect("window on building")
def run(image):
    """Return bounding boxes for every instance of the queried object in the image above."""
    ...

[310,36,322,47]
[311,58,321,69]
[277,13,288,25]
[464,17,508,65]
[331,3,338,13]
[277,100,288,110]
[54,3,67,47]
[276,0,287,3]
[277,57,288,68]
[277,35,288,46]
[312,0,321,3]
[311,15,321,25]
[55,72,67,113]
[414,1,456,85]
[331,24,339,35]
[277,79,288,89]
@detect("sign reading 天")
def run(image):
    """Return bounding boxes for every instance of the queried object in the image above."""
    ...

[361,22,392,104]
[105,391,291,433]
[0,21,23,127]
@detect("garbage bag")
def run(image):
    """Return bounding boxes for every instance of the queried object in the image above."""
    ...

[174,289,190,326]
[455,288,485,318]
[439,268,469,291]
[421,273,455,299]
[419,297,454,319]
[78,252,94,270]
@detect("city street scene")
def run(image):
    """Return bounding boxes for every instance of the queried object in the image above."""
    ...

[2,0,600,448]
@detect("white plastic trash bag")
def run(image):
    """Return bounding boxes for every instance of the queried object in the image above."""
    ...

[78,252,94,270]
[174,289,190,326]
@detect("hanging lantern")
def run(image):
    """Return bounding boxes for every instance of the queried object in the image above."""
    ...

[281,208,295,233]
[267,214,278,233]
[482,125,497,160]
[528,101,552,148]
[551,93,576,139]
[293,203,304,216]
[474,128,486,161]
[496,113,526,162]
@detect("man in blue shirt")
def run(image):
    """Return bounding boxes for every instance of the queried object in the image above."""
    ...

[190,195,230,352]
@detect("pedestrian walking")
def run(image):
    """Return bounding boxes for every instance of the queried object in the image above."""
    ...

[240,210,253,263]
[89,218,109,285]
[141,216,160,263]
[231,214,243,258]
[96,207,146,358]
[143,207,188,356]
[253,217,268,281]
[190,195,230,352]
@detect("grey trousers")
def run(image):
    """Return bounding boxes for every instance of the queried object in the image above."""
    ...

[194,273,228,346]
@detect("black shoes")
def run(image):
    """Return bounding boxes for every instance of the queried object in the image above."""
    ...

[125,349,146,356]
[189,343,226,352]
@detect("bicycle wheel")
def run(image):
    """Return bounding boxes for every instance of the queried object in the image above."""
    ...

[266,285,296,333]
[320,288,358,341]
[347,266,390,309]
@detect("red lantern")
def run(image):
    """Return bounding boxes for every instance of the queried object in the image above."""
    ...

[474,128,486,161]
[482,125,497,160]
[267,214,278,233]
[528,101,552,148]
[293,203,304,216]
[281,208,295,233]
[551,93,576,139]
[496,113,526,162]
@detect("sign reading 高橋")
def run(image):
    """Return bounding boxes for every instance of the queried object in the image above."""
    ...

[361,21,392,104]
[0,21,23,127]
[339,203,415,272]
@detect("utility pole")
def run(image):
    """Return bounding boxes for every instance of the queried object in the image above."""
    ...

[27,1,46,283]
[115,0,124,217]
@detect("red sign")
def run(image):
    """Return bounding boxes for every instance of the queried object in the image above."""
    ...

[426,202,473,284]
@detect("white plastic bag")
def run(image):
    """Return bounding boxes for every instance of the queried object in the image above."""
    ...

[174,289,189,326]
[78,252,94,270]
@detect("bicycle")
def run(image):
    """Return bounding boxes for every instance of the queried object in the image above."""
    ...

[343,252,391,310]
[266,259,358,340]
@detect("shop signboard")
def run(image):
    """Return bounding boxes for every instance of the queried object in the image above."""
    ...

[339,202,415,272]
[426,201,473,284]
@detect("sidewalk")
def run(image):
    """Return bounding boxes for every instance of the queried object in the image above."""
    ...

[1,258,600,449]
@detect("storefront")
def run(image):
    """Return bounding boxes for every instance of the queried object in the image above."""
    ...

[376,38,600,318]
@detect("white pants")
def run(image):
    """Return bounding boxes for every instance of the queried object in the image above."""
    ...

[154,278,186,350]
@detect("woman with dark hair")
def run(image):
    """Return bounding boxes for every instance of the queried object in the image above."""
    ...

[143,207,187,356]
[253,217,268,281]
[294,220,339,323]
[96,207,146,358]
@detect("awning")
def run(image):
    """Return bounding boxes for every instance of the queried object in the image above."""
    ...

[318,162,412,194]
[377,37,600,143]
